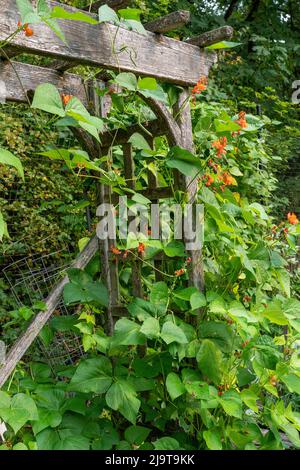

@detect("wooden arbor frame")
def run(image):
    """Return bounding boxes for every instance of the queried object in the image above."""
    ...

[0,0,233,387]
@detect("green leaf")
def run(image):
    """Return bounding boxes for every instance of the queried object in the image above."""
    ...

[241,389,259,412]
[281,374,300,395]
[128,132,151,150]
[150,282,169,313]
[275,269,290,297]
[64,269,108,307]
[68,357,112,393]
[138,77,158,90]
[51,6,98,24]
[131,192,152,204]
[0,393,38,434]
[91,420,119,450]
[166,373,186,400]
[153,437,180,450]
[262,301,288,325]
[214,119,240,133]
[139,87,168,103]
[124,19,147,35]
[218,390,243,419]
[166,146,202,178]
[198,322,234,353]
[36,428,90,450]
[124,425,150,445]
[98,4,119,23]
[16,0,40,23]
[161,321,188,345]
[0,148,24,180]
[173,287,198,301]
[105,381,140,424]
[115,72,137,91]
[119,9,142,21]
[196,339,222,385]
[32,83,65,116]
[282,298,300,319]
[164,240,186,258]
[113,318,145,345]
[206,41,242,50]
[203,429,222,450]
[140,317,160,339]
[13,443,28,450]
[190,291,207,310]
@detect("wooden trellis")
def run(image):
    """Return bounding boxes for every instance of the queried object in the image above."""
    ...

[0,0,233,387]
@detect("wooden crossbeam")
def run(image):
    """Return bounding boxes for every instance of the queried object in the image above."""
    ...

[83,0,130,12]
[186,26,234,47]
[0,0,216,86]
[0,60,88,104]
[145,11,191,34]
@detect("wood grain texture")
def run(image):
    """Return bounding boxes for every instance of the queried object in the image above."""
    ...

[0,60,88,105]
[145,11,190,34]
[0,236,99,388]
[175,89,205,295]
[0,0,216,85]
[83,0,130,12]
[186,26,234,47]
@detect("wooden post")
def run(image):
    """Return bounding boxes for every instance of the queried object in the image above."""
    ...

[175,89,205,293]
[123,143,144,298]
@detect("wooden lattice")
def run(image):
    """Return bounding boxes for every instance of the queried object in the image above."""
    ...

[0,0,233,387]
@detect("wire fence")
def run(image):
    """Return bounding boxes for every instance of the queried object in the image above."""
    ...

[2,249,85,368]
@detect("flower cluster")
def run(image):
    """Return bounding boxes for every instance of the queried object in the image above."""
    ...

[191,77,208,102]
[212,136,227,158]
[17,21,33,37]
[236,111,247,129]
[287,212,299,225]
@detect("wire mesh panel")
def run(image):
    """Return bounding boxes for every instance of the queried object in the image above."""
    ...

[3,249,85,367]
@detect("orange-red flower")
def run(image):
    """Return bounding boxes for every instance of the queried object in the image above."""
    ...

[61,94,72,106]
[212,136,227,158]
[111,246,121,255]
[138,243,145,254]
[287,212,299,225]
[191,77,208,102]
[25,25,33,37]
[205,174,214,187]
[236,111,247,129]
[192,77,208,95]
[175,268,185,277]
[222,172,235,186]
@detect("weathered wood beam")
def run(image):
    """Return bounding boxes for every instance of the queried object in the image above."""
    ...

[49,59,78,73]
[186,26,234,47]
[0,0,216,86]
[83,0,130,12]
[139,187,173,200]
[139,94,182,147]
[0,236,99,388]
[0,60,88,105]
[145,11,190,34]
